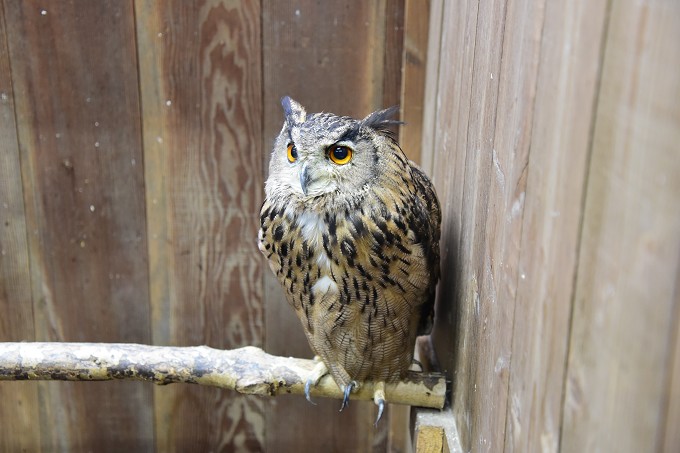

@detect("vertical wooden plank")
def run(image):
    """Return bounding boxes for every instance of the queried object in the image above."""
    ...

[561,1,680,451]
[0,3,41,450]
[382,0,405,112]
[503,1,609,452]
[454,0,543,451]
[477,0,546,452]
[0,4,33,343]
[262,1,406,451]
[420,0,443,177]
[661,281,680,452]
[427,0,516,450]
[424,1,478,449]
[135,1,265,450]
[399,0,430,164]
[3,1,152,450]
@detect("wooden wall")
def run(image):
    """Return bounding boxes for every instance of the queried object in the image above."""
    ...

[2,0,679,452]
[0,0,428,451]
[423,0,680,452]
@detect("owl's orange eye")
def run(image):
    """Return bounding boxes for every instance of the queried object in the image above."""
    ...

[287,144,298,163]
[328,145,352,165]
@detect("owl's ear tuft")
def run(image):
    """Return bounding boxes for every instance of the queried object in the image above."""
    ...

[361,106,403,136]
[281,96,307,124]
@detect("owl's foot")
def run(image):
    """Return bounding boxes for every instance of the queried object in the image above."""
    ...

[373,381,386,425]
[339,380,358,411]
[305,358,329,405]
[410,358,424,372]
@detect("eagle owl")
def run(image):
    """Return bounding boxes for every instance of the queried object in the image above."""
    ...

[259,97,441,422]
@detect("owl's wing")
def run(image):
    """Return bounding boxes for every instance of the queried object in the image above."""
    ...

[409,163,442,336]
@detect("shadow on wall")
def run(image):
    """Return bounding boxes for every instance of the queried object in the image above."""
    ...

[432,214,465,406]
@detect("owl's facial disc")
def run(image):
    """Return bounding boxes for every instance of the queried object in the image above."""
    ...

[296,158,339,197]
[294,138,359,197]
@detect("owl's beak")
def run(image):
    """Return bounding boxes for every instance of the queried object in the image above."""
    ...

[299,162,311,196]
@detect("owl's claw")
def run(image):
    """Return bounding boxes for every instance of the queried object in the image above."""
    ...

[304,379,317,405]
[305,358,328,405]
[375,399,385,426]
[340,381,357,411]
[373,381,386,426]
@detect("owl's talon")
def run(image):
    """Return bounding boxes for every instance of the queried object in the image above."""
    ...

[340,381,357,411]
[374,399,385,426]
[304,379,317,405]
[411,359,424,372]
[305,359,328,405]
[373,381,386,425]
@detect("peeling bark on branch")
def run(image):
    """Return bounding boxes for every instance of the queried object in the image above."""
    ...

[0,343,446,409]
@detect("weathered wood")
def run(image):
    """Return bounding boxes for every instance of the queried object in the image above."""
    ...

[0,5,41,451]
[423,1,477,429]
[662,289,680,452]
[561,1,680,452]
[3,1,152,450]
[413,407,463,453]
[0,8,32,345]
[424,3,479,436]
[382,0,406,121]
[426,0,515,450]
[399,0,430,164]
[501,1,608,452]
[419,0,443,177]
[134,0,265,450]
[0,343,447,409]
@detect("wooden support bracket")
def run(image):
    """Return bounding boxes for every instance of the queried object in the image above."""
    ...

[413,407,463,453]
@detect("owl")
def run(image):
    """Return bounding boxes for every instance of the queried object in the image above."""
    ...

[259,97,441,422]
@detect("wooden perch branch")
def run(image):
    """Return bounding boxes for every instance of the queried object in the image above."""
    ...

[0,343,446,409]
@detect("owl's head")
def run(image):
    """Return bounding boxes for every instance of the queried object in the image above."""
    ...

[265,97,401,201]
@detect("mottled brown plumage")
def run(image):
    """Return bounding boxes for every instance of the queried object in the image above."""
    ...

[258,97,440,419]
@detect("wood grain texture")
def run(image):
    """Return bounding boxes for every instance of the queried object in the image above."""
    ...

[419,0,443,178]
[135,0,265,450]
[382,0,406,119]
[0,5,33,344]
[408,0,680,450]
[502,1,608,452]
[261,2,412,451]
[399,0,430,164]
[662,269,680,452]
[561,1,680,452]
[427,0,516,450]
[3,1,152,450]
[424,0,475,445]
[424,0,476,415]
[0,3,41,450]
